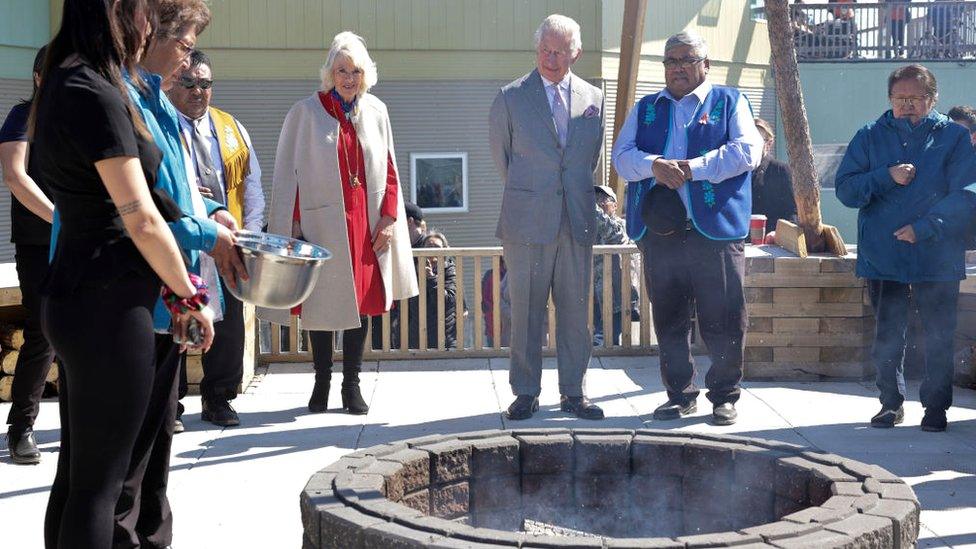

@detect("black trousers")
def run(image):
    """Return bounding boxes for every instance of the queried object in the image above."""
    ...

[111,335,181,548]
[309,317,368,385]
[6,244,55,435]
[868,279,959,412]
[199,282,244,402]
[43,274,159,549]
[637,230,747,406]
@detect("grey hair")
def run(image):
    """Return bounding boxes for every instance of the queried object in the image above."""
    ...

[534,14,583,55]
[664,31,709,59]
[320,31,378,97]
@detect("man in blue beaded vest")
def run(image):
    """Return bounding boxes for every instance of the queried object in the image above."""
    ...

[612,32,763,426]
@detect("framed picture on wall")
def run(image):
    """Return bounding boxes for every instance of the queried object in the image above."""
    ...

[410,152,468,213]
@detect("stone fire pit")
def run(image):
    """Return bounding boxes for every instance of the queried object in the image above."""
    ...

[301,429,918,548]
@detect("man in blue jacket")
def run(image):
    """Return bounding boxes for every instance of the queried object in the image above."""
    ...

[836,64,976,432]
[612,32,763,426]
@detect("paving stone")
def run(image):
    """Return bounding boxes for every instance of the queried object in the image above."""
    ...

[519,434,574,475]
[522,473,573,508]
[379,449,431,493]
[774,457,811,503]
[741,520,823,541]
[300,483,342,548]
[683,441,735,481]
[430,538,515,549]
[417,440,473,484]
[361,520,447,548]
[837,459,902,483]
[819,493,880,514]
[769,529,856,548]
[470,475,520,511]
[431,481,469,519]
[782,505,855,525]
[358,442,410,458]
[320,455,375,474]
[401,489,430,515]
[402,434,454,447]
[574,434,631,474]
[398,515,472,537]
[458,527,529,546]
[356,460,406,501]
[574,473,630,509]
[863,498,920,549]
[829,481,865,497]
[333,471,386,503]
[509,427,572,436]
[824,514,895,548]
[353,499,424,522]
[456,429,514,441]
[807,465,855,505]
[319,505,386,549]
[733,451,778,492]
[521,535,605,548]
[862,478,919,509]
[676,531,764,547]
[471,436,520,478]
[632,474,682,510]
[632,435,685,477]
[605,538,684,548]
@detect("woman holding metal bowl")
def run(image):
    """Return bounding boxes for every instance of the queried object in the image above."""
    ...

[262,31,417,415]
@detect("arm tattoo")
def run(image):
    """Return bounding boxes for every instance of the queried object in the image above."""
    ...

[117,200,142,217]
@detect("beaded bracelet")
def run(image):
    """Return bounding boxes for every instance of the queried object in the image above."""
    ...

[161,273,210,316]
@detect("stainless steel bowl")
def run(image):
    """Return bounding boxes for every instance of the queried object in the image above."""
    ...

[226,230,331,309]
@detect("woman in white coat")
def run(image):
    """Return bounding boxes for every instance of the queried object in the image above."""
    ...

[262,32,418,414]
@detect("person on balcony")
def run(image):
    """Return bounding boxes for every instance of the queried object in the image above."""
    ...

[592,184,639,347]
[882,0,910,58]
[262,31,418,415]
[836,64,976,432]
[612,31,763,426]
[489,14,606,421]
[0,47,54,466]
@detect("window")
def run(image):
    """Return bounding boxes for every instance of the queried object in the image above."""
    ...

[410,153,468,213]
[750,0,766,22]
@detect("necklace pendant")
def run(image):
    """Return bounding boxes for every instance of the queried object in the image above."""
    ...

[351,175,360,188]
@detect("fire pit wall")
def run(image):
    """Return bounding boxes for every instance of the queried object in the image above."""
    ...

[301,429,919,549]
[744,251,873,380]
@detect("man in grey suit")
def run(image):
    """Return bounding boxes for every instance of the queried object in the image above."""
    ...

[489,14,606,420]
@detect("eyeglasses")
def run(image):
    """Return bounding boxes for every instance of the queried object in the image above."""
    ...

[173,37,195,60]
[178,76,213,90]
[890,96,929,107]
[663,57,705,69]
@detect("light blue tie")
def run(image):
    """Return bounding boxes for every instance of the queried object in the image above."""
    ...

[551,84,569,147]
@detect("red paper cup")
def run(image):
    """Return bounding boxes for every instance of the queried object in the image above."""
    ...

[750,214,767,245]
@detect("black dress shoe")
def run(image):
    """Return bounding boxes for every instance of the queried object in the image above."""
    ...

[506,395,539,420]
[870,406,904,428]
[308,379,330,413]
[712,403,738,426]
[8,429,41,465]
[341,386,369,415]
[652,399,697,420]
[201,400,240,427]
[560,396,605,420]
[921,408,947,432]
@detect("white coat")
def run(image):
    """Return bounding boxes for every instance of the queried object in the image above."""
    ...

[259,92,418,331]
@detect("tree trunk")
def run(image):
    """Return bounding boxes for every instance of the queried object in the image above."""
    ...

[611,0,648,206]
[764,0,826,252]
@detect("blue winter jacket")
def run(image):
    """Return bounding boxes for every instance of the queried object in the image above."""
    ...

[836,110,976,283]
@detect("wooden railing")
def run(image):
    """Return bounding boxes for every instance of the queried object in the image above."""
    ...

[256,245,695,364]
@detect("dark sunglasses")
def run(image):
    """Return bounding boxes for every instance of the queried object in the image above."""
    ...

[178,77,213,90]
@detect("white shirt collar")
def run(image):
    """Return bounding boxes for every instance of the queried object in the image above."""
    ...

[659,80,713,104]
[541,71,572,91]
[179,111,211,135]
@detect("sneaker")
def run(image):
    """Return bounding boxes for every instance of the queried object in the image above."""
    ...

[201,400,240,427]
[870,406,904,428]
[173,418,185,434]
[921,408,947,432]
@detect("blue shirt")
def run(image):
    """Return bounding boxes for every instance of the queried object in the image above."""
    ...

[611,81,763,217]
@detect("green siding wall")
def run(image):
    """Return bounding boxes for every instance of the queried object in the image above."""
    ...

[0,0,50,78]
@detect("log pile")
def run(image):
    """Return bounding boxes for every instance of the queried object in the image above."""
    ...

[743,250,874,380]
[0,324,58,402]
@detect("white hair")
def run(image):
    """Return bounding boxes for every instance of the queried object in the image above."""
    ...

[534,14,583,55]
[665,31,709,59]
[319,31,378,97]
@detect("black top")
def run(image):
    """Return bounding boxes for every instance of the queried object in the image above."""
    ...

[752,158,798,233]
[32,64,162,295]
[0,101,54,246]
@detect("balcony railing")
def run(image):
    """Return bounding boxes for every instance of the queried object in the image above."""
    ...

[256,245,697,364]
[791,1,976,61]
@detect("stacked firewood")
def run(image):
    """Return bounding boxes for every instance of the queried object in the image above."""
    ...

[0,324,57,401]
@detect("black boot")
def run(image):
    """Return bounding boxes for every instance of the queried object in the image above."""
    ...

[341,365,369,415]
[308,370,331,413]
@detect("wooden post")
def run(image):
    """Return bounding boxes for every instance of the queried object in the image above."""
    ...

[764,0,845,255]
[611,0,648,204]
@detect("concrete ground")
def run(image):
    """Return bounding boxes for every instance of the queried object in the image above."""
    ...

[2,357,976,548]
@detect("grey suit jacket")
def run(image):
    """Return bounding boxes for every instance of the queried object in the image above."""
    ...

[489,69,605,245]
